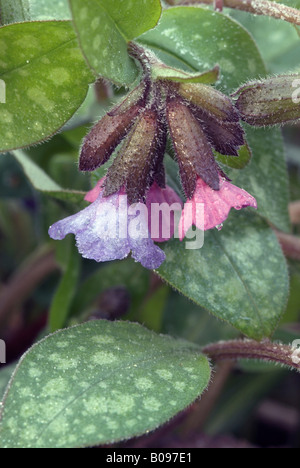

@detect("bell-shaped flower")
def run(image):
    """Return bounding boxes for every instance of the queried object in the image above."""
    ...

[49,179,182,270]
[179,176,257,238]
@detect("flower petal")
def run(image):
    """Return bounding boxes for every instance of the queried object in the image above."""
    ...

[146,183,183,243]
[84,178,106,203]
[48,203,96,240]
[130,237,166,269]
[179,176,257,238]
[50,186,166,270]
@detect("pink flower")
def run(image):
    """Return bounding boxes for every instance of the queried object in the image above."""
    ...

[146,182,183,242]
[84,178,106,203]
[179,176,257,239]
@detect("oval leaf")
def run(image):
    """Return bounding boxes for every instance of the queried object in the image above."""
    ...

[158,212,289,340]
[0,321,210,448]
[0,21,94,152]
[12,150,86,203]
[215,143,252,170]
[152,64,220,84]
[228,127,290,232]
[69,0,162,86]
[0,0,71,24]
[139,7,266,93]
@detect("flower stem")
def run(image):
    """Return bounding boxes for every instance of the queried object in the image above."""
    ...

[165,0,300,26]
[203,339,300,371]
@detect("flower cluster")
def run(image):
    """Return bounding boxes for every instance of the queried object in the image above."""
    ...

[49,46,257,269]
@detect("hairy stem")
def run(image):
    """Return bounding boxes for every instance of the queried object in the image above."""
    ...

[203,339,300,371]
[165,0,300,26]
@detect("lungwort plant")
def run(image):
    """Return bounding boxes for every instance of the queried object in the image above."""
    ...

[0,0,300,449]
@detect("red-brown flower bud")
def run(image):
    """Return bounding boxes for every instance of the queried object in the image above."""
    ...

[166,96,220,198]
[192,107,245,157]
[79,81,150,172]
[177,82,240,123]
[105,106,166,204]
[79,103,143,172]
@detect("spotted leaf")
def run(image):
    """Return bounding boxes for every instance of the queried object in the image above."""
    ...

[69,0,162,86]
[0,321,210,448]
[0,21,94,153]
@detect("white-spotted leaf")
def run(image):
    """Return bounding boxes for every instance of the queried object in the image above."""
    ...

[0,21,94,152]
[69,0,162,85]
[139,7,265,93]
[158,212,289,340]
[0,321,210,448]
[0,0,71,24]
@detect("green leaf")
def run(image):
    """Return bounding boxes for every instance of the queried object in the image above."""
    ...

[0,0,30,24]
[11,150,86,203]
[230,10,300,73]
[49,244,80,332]
[0,21,94,152]
[0,321,210,448]
[163,291,238,345]
[26,0,71,21]
[227,127,290,233]
[69,0,162,86]
[0,0,71,24]
[152,64,220,84]
[139,7,266,93]
[158,212,289,340]
[0,365,15,401]
[215,143,252,170]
